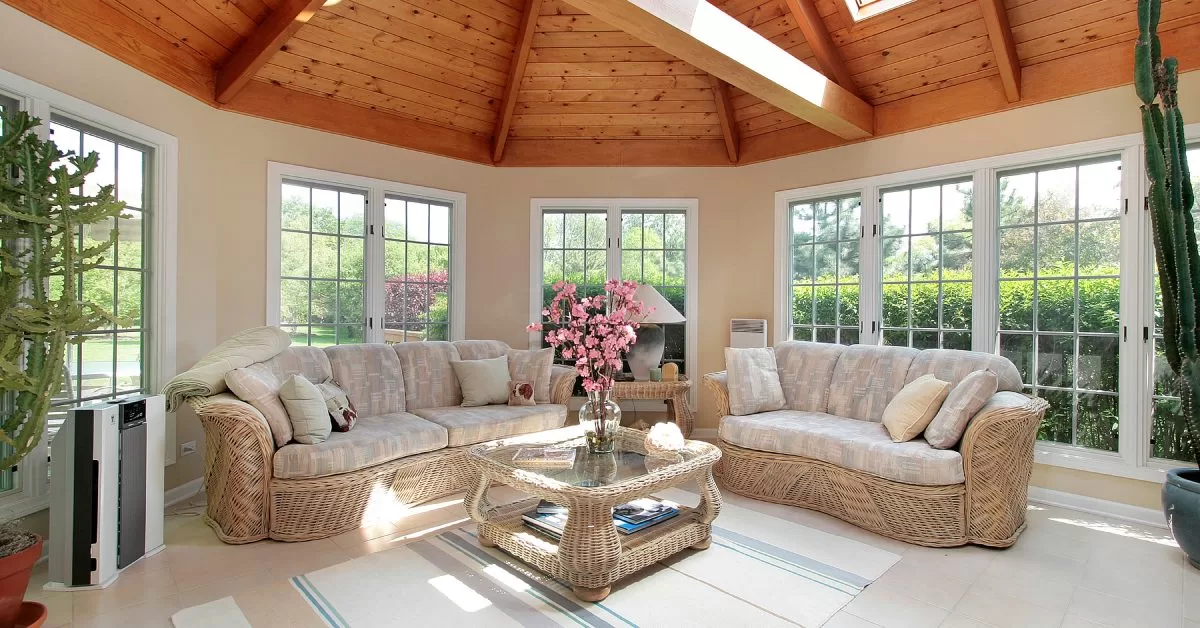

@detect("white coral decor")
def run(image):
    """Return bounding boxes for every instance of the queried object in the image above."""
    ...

[645,422,685,453]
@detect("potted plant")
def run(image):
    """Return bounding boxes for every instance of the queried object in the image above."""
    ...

[1136,0,1200,569]
[0,110,126,624]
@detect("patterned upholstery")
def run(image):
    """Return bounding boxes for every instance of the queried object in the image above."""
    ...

[826,345,920,422]
[392,342,463,410]
[324,344,407,416]
[775,341,845,412]
[452,340,511,361]
[905,349,1023,392]
[224,347,332,447]
[925,370,1000,449]
[725,347,786,416]
[272,413,448,479]
[412,404,568,447]
[719,410,965,486]
[508,348,555,403]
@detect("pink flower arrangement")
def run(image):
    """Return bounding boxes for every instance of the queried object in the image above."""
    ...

[527,280,652,391]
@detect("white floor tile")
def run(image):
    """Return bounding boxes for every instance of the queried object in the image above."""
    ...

[823,611,884,627]
[952,586,1064,628]
[843,585,950,628]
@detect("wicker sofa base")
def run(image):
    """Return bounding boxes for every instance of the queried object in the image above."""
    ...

[206,446,478,544]
[715,441,1024,548]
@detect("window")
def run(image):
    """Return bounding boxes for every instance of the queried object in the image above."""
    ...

[531,199,697,393]
[0,92,18,495]
[881,179,974,350]
[838,0,918,22]
[268,163,465,344]
[788,194,860,344]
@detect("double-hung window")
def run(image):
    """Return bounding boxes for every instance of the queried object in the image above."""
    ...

[268,164,464,344]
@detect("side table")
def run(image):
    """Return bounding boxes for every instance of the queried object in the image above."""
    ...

[611,376,694,437]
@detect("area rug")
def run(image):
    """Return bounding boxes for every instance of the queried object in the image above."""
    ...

[290,488,899,627]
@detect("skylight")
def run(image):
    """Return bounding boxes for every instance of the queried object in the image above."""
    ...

[841,0,919,22]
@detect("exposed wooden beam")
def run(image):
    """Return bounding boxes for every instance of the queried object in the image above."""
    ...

[978,0,1021,102]
[708,74,739,163]
[493,0,542,163]
[566,0,874,140]
[216,0,325,104]
[781,0,858,94]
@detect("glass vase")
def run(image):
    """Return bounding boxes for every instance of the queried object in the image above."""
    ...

[579,389,622,454]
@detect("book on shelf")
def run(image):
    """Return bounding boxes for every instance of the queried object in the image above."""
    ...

[521,497,680,540]
[536,500,567,515]
[511,447,577,469]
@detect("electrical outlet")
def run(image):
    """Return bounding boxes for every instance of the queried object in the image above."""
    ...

[180,441,197,456]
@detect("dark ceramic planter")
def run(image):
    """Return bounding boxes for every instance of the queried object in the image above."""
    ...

[1163,468,1200,569]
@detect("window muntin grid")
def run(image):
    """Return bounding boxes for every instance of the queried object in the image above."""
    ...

[621,210,687,374]
[789,194,861,345]
[383,195,452,343]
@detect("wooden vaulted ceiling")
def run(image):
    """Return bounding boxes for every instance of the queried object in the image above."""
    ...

[5,0,1200,167]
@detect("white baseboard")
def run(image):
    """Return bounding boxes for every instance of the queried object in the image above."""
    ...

[1027,486,1167,529]
[165,478,204,508]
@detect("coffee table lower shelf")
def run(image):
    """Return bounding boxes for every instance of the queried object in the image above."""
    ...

[476,498,712,601]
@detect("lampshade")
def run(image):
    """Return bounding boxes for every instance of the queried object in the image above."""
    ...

[633,284,685,324]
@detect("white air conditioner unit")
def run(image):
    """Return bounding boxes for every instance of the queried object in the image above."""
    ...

[730,319,768,348]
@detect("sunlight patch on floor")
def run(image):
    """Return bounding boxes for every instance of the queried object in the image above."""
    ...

[1048,516,1179,547]
[428,574,491,612]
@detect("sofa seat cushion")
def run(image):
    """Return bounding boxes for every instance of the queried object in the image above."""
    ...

[412,404,568,447]
[719,410,964,486]
[273,413,448,480]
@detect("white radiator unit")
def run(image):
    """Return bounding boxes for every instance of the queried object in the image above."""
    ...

[730,319,768,348]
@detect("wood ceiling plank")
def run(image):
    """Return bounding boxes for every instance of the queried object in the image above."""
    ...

[781,0,858,91]
[708,74,740,162]
[216,0,325,103]
[871,64,996,104]
[528,47,680,63]
[517,100,719,113]
[539,0,587,15]
[195,0,260,35]
[230,0,273,23]
[537,14,621,30]
[739,106,805,132]
[716,0,776,19]
[351,0,515,55]
[742,116,806,138]
[523,61,707,77]
[844,18,988,75]
[1019,2,1200,66]
[520,75,714,89]
[860,51,997,101]
[832,0,977,50]
[170,0,246,50]
[1006,0,1103,26]
[286,26,500,109]
[518,88,716,101]
[320,2,511,70]
[852,35,990,86]
[511,112,721,125]
[224,79,492,163]
[734,99,778,120]
[564,0,874,139]
[978,0,1021,101]
[107,0,231,63]
[532,31,651,47]
[493,0,540,162]
[509,124,722,137]
[1009,0,1128,44]
[500,138,732,165]
[451,0,526,27]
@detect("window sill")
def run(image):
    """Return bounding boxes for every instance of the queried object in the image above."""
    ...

[1033,442,1185,484]
[0,493,49,522]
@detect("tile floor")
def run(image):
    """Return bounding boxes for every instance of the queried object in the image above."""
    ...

[24,488,1200,628]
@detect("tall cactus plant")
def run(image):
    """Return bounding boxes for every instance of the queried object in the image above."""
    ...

[1138,0,1200,466]
[0,111,125,470]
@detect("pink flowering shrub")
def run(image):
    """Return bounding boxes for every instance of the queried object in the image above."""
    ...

[527,280,651,391]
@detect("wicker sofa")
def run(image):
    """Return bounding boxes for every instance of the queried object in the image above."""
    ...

[704,342,1049,548]
[188,339,576,543]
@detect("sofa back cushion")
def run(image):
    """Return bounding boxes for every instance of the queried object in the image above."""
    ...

[224,346,332,447]
[452,340,511,361]
[826,345,920,422]
[905,349,1023,392]
[393,341,462,410]
[324,344,407,416]
[775,341,845,412]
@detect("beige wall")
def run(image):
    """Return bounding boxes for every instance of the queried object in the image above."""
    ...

[1,3,1193,509]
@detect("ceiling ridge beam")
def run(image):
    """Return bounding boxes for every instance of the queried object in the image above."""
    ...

[781,0,858,94]
[493,0,543,163]
[216,0,326,104]
[978,0,1021,102]
[565,0,873,140]
[708,74,739,163]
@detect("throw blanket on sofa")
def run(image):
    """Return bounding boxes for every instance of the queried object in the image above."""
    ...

[162,326,291,411]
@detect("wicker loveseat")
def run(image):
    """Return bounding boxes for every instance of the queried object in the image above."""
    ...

[704,342,1049,548]
[188,339,576,543]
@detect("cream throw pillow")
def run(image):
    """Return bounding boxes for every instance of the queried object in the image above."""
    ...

[279,375,332,445]
[882,374,951,442]
[508,348,554,403]
[924,370,998,449]
[724,347,786,416]
[451,356,511,407]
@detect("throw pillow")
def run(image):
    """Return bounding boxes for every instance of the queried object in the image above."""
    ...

[882,374,951,443]
[315,380,358,432]
[278,375,333,445]
[451,356,511,406]
[724,347,786,416]
[508,348,554,403]
[508,380,536,406]
[924,370,999,449]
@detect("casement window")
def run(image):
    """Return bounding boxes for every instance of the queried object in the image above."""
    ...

[0,71,178,518]
[788,194,861,345]
[531,199,697,394]
[268,163,465,345]
[775,127,1198,482]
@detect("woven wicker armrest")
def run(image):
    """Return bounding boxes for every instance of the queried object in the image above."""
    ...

[703,371,730,418]
[959,391,1050,547]
[549,364,578,405]
[188,393,277,543]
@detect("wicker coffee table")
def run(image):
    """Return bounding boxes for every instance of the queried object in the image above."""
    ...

[465,426,722,602]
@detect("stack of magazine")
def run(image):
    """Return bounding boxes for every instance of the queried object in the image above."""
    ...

[522,498,679,541]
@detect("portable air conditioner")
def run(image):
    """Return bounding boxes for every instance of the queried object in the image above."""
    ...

[730,319,768,348]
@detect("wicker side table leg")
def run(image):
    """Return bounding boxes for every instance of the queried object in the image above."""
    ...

[692,467,722,549]
[465,471,496,547]
[558,501,621,602]
[670,390,695,437]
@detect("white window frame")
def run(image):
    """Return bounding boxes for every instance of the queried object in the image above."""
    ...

[529,199,700,407]
[0,69,179,519]
[774,125,1200,483]
[266,162,467,342]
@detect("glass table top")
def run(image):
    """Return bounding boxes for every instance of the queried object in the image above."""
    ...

[479,430,694,488]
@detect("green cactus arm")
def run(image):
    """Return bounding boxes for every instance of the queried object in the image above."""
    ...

[1176,106,1195,212]
[1145,105,1183,371]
